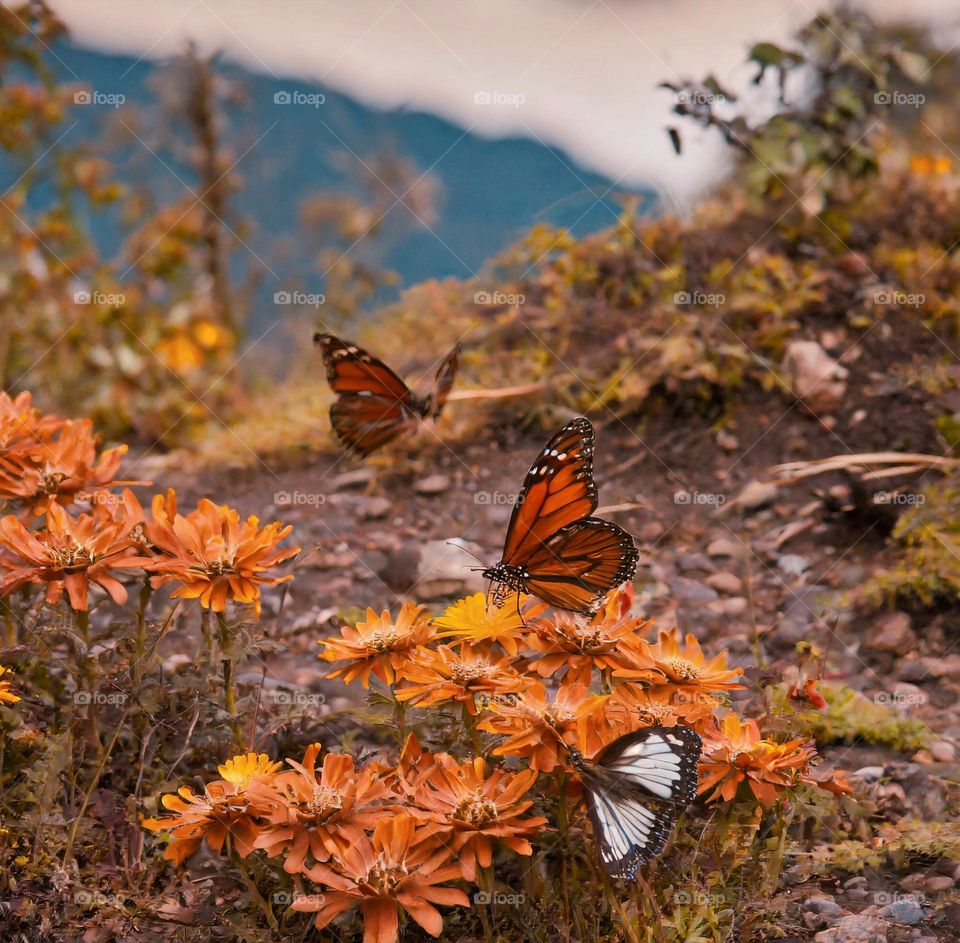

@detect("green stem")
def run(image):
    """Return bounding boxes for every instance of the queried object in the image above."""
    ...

[461,701,482,754]
[217,610,242,748]
[74,607,100,753]
[233,851,278,929]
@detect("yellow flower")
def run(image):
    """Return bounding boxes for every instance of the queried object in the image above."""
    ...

[434,592,538,655]
[218,752,283,788]
[0,666,20,704]
[193,319,232,350]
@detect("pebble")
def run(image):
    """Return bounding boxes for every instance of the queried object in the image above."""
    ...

[416,474,450,496]
[778,554,810,578]
[806,896,843,916]
[851,766,885,782]
[814,913,889,943]
[924,875,954,894]
[864,612,915,655]
[332,468,373,490]
[879,897,924,925]
[931,740,956,763]
[735,479,779,511]
[706,571,743,595]
[639,521,665,542]
[716,430,739,451]
[707,538,743,559]
[714,596,748,615]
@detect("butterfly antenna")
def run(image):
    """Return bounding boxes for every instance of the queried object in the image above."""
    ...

[445,539,488,569]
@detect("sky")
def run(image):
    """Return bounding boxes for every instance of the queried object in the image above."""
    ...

[48,0,960,205]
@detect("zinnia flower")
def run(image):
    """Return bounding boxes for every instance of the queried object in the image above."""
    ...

[409,754,547,881]
[320,603,433,687]
[477,681,609,772]
[248,745,395,873]
[607,682,717,732]
[698,714,815,806]
[433,592,540,655]
[294,814,467,943]
[395,643,524,714]
[0,665,20,704]
[139,496,299,618]
[0,390,61,455]
[525,601,663,684]
[617,628,742,693]
[143,752,281,864]
[0,418,130,513]
[0,501,144,609]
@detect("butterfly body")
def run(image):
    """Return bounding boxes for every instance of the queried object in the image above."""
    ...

[568,725,702,879]
[314,332,459,456]
[481,418,639,614]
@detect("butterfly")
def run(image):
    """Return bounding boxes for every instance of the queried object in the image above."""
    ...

[481,418,639,614]
[568,725,702,879]
[314,332,460,456]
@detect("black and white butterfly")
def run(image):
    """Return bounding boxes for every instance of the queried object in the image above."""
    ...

[568,725,702,879]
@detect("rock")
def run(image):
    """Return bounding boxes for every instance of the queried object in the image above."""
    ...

[713,596,748,616]
[844,877,868,890]
[776,585,837,645]
[814,913,889,942]
[783,340,848,414]
[806,895,843,916]
[900,654,960,681]
[377,543,422,592]
[777,554,810,579]
[416,474,450,496]
[864,612,915,655]
[332,468,373,490]
[931,740,957,763]
[415,538,486,598]
[899,873,926,892]
[667,576,719,605]
[707,538,743,559]
[357,496,393,521]
[706,571,742,595]
[879,896,924,924]
[733,479,779,512]
[925,875,954,894]
[851,766,885,782]
[716,430,739,451]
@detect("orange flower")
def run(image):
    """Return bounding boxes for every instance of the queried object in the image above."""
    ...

[0,665,20,704]
[434,592,540,656]
[477,681,609,772]
[320,603,433,687]
[409,754,547,881]
[395,643,524,714]
[607,682,717,732]
[698,714,815,807]
[617,628,742,693]
[526,599,663,684]
[248,745,395,873]
[0,390,61,454]
[0,418,130,513]
[294,814,468,943]
[0,501,143,609]
[140,497,299,618]
[143,753,281,864]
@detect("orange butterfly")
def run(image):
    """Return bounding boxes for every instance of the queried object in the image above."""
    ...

[482,418,638,614]
[314,333,459,456]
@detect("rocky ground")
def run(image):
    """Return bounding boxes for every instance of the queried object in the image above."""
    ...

[132,338,960,941]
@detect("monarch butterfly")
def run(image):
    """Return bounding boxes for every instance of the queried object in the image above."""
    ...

[314,332,460,456]
[568,725,702,878]
[481,418,639,614]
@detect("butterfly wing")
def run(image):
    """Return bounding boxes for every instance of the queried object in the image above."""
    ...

[314,333,419,455]
[582,726,701,879]
[500,418,599,564]
[521,518,638,614]
[423,343,460,420]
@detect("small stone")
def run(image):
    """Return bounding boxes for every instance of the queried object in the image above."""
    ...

[417,474,450,496]
[706,571,742,595]
[924,875,954,894]
[707,538,743,559]
[714,596,748,615]
[806,895,843,916]
[879,897,924,925]
[851,766,885,782]
[783,340,848,414]
[734,479,779,511]
[899,873,926,892]
[778,554,810,578]
[357,497,392,521]
[844,877,868,890]
[716,430,739,451]
[815,913,889,943]
[865,612,915,655]
[931,741,956,763]
[332,468,373,490]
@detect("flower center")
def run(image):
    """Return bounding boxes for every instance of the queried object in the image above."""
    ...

[365,861,407,895]
[450,661,494,685]
[453,793,498,827]
[46,538,95,571]
[364,629,401,653]
[666,656,701,681]
[298,785,344,823]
